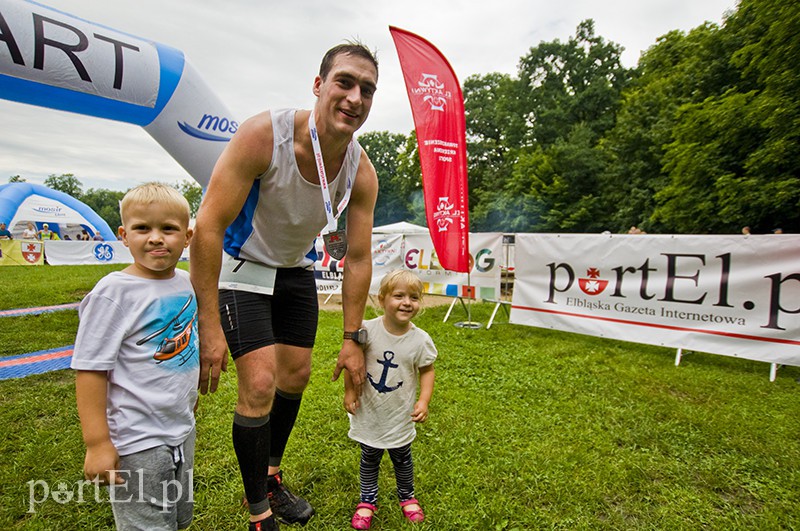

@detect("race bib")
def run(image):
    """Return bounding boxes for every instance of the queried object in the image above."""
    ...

[218,254,277,295]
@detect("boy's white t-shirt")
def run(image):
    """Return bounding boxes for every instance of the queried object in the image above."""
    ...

[71,270,200,456]
[348,316,437,449]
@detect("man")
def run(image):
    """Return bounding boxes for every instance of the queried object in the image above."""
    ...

[191,42,379,531]
[0,223,12,239]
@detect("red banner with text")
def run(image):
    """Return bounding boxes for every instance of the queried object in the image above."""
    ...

[390,26,470,272]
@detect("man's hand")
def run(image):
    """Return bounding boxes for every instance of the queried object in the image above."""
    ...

[198,325,228,394]
[83,440,124,486]
[332,341,365,396]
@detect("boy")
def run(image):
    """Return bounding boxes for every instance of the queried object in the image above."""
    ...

[72,183,198,530]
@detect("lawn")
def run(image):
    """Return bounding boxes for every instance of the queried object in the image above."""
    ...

[1,265,798,530]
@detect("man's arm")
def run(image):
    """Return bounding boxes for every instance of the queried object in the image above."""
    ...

[191,112,274,394]
[332,150,378,393]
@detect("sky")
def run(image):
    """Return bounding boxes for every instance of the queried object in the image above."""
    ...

[1,0,737,191]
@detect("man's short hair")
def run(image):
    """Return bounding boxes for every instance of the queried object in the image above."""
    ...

[120,182,191,225]
[319,41,378,81]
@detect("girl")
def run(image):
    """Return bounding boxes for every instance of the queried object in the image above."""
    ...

[343,270,437,529]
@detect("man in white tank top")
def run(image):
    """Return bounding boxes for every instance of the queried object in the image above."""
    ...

[191,43,379,531]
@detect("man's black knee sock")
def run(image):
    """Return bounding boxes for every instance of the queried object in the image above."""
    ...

[233,412,271,515]
[269,389,302,468]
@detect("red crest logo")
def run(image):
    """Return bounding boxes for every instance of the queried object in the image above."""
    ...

[22,242,42,264]
[578,268,608,295]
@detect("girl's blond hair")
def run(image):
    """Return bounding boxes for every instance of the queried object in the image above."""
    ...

[378,270,424,301]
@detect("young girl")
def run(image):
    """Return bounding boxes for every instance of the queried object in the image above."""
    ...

[344,270,437,529]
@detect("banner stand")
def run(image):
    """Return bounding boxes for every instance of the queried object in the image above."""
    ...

[677,347,783,382]
[443,296,482,328]
[486,300,511,329]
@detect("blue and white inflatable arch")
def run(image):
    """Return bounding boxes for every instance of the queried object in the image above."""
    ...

[0,0,237,187]
[0,182,117,240]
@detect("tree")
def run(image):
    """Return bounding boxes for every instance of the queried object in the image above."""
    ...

[81,188,125,232]
[463,71,526,214]
[652,0,800,233]
[177,179,203,218]
[517,20,630,148]
[394,131,427,227]
[357,131,408,225]
[8,175,25,183]
[44,173,83,198]
[470,20,630,232]
[597,22,740,233]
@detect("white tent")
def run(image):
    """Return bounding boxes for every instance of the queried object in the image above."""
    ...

[372,221,428,234]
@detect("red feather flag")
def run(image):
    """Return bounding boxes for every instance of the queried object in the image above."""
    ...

[390,26,470,273]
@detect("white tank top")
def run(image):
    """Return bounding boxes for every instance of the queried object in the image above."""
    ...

[223,108,362,268]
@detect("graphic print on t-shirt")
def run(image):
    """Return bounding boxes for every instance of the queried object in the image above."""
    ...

[367,351,404,393]
[135,294,198,366]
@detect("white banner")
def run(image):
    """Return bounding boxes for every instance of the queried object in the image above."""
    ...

[510,234,800,366]
[313,234,405,295]
[403,232,502,299]
[44,241,132,265]
[313,232,503,299]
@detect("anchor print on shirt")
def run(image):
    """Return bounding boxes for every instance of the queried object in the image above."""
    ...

[368,351,404,393]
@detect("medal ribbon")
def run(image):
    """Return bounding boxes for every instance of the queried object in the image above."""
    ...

[308,111,354,233]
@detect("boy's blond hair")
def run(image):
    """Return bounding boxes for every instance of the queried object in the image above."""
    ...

[378,270,424,301]
[120,182,191,225]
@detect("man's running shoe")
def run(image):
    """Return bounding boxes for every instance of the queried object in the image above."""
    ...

[267,470,315,526]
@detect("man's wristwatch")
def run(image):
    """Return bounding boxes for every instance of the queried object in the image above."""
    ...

[343,328,368,345]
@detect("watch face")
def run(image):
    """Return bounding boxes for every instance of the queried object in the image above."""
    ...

[356,328,368,344]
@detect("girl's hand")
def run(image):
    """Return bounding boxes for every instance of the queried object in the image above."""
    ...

[411,400,429,423]
[344,387,360,414]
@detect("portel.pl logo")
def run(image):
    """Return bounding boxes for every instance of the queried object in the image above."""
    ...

[178,114,239,142]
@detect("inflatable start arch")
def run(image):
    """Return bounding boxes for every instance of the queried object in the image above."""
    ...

[0,182,117,240]
[0,0,237,187]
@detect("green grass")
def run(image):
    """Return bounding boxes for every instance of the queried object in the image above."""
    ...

[1,265,799,529]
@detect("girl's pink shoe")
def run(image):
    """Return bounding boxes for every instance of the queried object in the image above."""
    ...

[400,498,425,523]
[351,502,376,530]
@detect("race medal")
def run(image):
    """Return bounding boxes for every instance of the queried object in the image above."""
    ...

[323,229,348,260]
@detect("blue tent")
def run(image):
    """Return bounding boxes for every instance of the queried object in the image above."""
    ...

[0,183,116,240]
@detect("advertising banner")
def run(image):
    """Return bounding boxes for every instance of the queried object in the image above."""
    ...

[511,234,800,366]
[0,239,43,265]
[402,232,502,300]
[43,241,133,265]
[390,26,470,272]
[314,232,503,299]
[313,234,405,295]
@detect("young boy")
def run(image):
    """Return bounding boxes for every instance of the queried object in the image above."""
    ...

[72,183,198,530]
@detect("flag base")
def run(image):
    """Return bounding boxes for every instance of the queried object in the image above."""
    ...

[454,321,482,329]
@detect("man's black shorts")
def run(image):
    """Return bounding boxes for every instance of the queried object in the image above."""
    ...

[218,267,319,359]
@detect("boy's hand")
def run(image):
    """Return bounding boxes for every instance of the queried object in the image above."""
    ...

[344,387,360,414]
[411,400,429,423]
[84,440,124,486]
